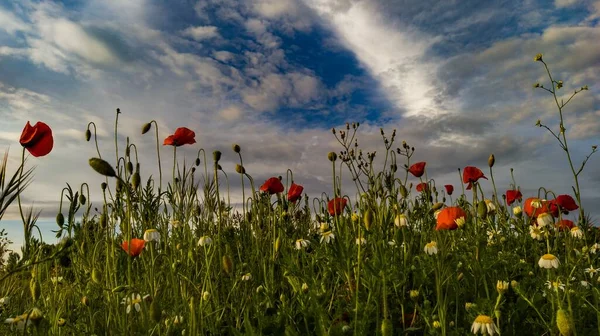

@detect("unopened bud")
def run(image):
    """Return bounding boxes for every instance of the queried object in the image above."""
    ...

[132,172,141,189]
[56,213,65,227]
[488,154,495,168]
[89,158,117,177]
[399,185,408,198]
[141,123,152,135]
[213,150,222,162]
[85,129,91,141]
[232,144,241,153]
[328,152,337,162]
[222,255,233,275]
[235,164,245,174]
[534,53,543,62]
[363,209,374,231]
[477,201,488,219]
[30,278,41,301]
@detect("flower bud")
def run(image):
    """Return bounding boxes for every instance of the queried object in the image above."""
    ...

[235,164,245,174]
[534,53,543,62]
[213,150,222,162]
[327,152,337,162]
[79,194,86,205]
[92,268,101,284]
[85,129,91,141]
[89,158,117,177]
[477,201,488,219]
[222,255,233,275]
[126,162,133,175]
[556,309,572,336]
[488,154,495,168]
[363,209,374,231]
[274,236,281,253]
[56,213,65,227]
[150,298,162,323]
[399,185,408,198]
[101,182,107,191]
[381,319,392,336]
[195,158,201,166]
[132,172,141,189]
[141,123,152,135]
[232,144,241,153]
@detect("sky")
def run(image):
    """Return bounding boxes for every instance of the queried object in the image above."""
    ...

[0,0,599,250]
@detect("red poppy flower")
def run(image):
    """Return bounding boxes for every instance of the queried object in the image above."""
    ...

[408,162,426,178]
[556,219,574,231]
[328,197,347,216]
[436,206,466,230]
[260,177,284,194]
[523,197,551,218]
[444,184,454,195]
[287,182,304,203]
[163,127,196,147]
[416,182,428,192]
[19,121,54,157]
[506,190,523,206]
[548,194,579,217]
[463,166,487,190]
[121,238,145,257]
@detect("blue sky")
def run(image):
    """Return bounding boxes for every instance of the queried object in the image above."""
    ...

[0,0,599,249]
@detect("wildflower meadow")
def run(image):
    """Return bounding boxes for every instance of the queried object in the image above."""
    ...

[0,56,598,336]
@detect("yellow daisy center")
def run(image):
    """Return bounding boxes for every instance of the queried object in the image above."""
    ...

[474,315,493,324]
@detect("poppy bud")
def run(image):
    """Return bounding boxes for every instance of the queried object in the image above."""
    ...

[381,319,392,336]
[141,123,152,135]
[126,162,133,175]
[556,309,572,336]
[56,213,65,227]
[328,152,337,162]
[477,201,488,219]
[101,182,107,191]
[150,298,162,323]
[79,194,86,205]
[195,158,201,166]
[132,172,140,189]
[116,179,124,193]
[91,268,101,284]
[363,209,374,231]
[89,158,117,177]
[235,164,245,174]
[85,129,91,141]
[100,211,108,228]
[30,278,41,301]
[488,154,495,168]
[534,53,543,62]
[275,236,281,253]
[232,144,241,153]
[399,185,408,198]
[222,255,233,275]
[213,150,222,162]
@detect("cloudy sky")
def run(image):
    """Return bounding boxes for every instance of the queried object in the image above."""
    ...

[0,0,599,246]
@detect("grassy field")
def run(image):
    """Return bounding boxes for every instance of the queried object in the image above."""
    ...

[0,56,597,336]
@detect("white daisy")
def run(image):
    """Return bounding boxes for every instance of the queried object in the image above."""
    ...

[295,239,310,250]
[538,254,560,269]
[471,315,499,335]
[424,241,438,255]
[320,231,335,244]
[570,227,583,239]
[197,236,213,247]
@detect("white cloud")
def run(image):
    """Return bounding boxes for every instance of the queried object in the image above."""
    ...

[181,26,220,41]
[554,0,579,8]
[304,0,446,118]
[219,105,243,121]
[0,7,30,34]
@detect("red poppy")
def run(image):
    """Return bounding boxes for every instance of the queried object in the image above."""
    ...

[416,182,428,192]
[444,184,454,195]
[408,162,426,178]
[328,197,347,216]
[523,197,551,218]
[506,190,523,206]
[260,177,284,194]
[19,121,54,157]
[287,182,304,203]
[556,219,574,231]
[163,127,196,147]
[548,194,579,217]
[463,166,487,190]
[121,238,145,257]
[436,206,466,230]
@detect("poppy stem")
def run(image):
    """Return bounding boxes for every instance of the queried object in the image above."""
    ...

[17,148,29,256]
